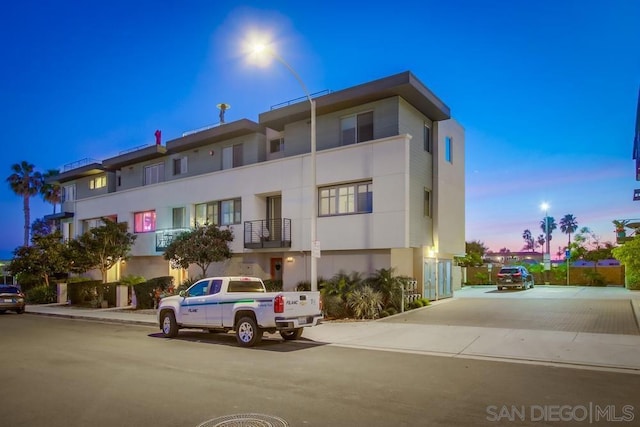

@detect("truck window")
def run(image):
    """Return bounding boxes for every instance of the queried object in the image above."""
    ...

[188,280,210,297]
[209,279,222,295]
[227,280,265,293]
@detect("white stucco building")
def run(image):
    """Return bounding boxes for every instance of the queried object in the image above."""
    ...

[48,71,465,299]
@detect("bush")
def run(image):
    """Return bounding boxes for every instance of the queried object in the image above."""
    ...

[626,271,640,290]
[321,293,349,319]
[25,284,56,304]
[583,270,606,286]
[474,272,490,284]
[264,279,283,292]
[347,285,383,319]
[67,280,103,306]
[134,276,174,309]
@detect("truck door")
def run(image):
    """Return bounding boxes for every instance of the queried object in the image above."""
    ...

[204,279,223,327]
[179,279,209,326]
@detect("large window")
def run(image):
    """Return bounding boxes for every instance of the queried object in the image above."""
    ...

[195,198,241,226]
[341,111,374,145]
[144,163,165,185]
[222,144,243,169]
[319,181,372,216]
[89,175,106,190]
[82,215,117,233]
[445,137,453,163]
[134,210,156,233]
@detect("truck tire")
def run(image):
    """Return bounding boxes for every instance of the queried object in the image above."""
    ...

[280,328,303,341]
[161,311,179,338]
[236,316,263,347]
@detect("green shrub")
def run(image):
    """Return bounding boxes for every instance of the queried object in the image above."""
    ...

[25,284,56,304]
[176,277,196,293]
[296,281,311,291]
[134,276,174,309]
[474,272,489,284]
[583,270,606,286]
[321,293,349,319]
[264,279,283,292]
[67,280,103,306]
[625,271,640,290]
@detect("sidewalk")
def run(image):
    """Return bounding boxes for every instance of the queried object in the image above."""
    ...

[25,299,640,373]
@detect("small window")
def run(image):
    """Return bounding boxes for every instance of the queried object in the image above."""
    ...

[144,163,165,185]
[270,138,284,153]
[424,189,432,217]
[209,279,223,295]
[222,144,243,169]
[424,124,432,153]
[445,137,453,163]
[89,175,106,190]
[188,280,210,297]
[134,210,156,233]
[172,207,186,228]
[227,280,265,293]
[173,157,187,175]
[341,112,373,145]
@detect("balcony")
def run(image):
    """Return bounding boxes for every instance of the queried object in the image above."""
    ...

[155,227,190,252]
[244,219,291,249]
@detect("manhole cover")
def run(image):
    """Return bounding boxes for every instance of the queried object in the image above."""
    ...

[197,413,289,427]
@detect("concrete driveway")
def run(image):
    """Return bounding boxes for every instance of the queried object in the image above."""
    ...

[382,285,640,336]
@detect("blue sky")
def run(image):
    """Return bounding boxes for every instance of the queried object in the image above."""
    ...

[1,0,639,258]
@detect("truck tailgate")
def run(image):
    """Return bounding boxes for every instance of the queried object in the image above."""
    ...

[281,292,321,317]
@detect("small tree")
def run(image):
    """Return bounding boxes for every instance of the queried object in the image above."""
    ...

[456,240,488,267]
[163,223,233,277]
[68,218,136,301]
[613,236,640,290]
[8,230,69,288]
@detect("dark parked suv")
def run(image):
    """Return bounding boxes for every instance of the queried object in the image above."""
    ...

[0,285,26,314]
[496,266,534,290]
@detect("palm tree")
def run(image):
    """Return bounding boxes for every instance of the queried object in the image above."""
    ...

[40,169,61,214]
[522,229,534,251]
[559,214,578,249]
[6,161,43,246]
[540,216,557,245]
[536,234,546,253]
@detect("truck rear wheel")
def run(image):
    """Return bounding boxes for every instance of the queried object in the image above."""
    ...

[280,328,303,341]
[236,316,263,347]
[161,311,178,338]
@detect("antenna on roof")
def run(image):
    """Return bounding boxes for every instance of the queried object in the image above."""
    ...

[217,103,231,124]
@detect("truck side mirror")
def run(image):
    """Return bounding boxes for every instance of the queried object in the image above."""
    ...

[179,290,186,298]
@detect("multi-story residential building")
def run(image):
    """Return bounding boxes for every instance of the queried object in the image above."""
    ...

[47,71,465,300]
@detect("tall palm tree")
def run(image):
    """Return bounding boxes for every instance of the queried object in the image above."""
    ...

[522,229,534,251]
[40,169,61,214]
[540,216,557,249]
[559,214,578,248]
[6,161,43,246]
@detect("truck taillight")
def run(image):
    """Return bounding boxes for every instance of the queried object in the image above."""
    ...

[274,294,285,313]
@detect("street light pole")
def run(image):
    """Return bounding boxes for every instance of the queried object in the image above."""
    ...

[541,202,550,284]
[251,46,318,291]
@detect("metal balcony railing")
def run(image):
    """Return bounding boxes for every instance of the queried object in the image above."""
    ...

[244,218,291,249]
[155,227,190,251]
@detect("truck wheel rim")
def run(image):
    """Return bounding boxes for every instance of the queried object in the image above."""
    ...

[239,322,253,342]
[163,316,171,333]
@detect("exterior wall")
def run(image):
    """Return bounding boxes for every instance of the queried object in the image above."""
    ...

[433,118,465,260]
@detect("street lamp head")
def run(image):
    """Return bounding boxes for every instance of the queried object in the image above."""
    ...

[540,202,549,212]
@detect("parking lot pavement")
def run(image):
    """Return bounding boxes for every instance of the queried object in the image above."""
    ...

[455,284,640,300]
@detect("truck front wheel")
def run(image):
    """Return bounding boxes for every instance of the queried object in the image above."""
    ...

[280,328,303,341]
[236,316,263,347]
[161,311,178,338]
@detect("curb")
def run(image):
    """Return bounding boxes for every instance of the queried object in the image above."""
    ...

[26,311,157,327]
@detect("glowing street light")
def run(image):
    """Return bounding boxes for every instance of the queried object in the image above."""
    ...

[248,41,318,292]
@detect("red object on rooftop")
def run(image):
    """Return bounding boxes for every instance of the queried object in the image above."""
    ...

[155,129,162,145]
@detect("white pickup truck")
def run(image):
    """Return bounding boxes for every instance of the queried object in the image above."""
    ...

[157,276,323,347]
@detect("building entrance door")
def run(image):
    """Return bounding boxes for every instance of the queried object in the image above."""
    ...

[270,258,283,282]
